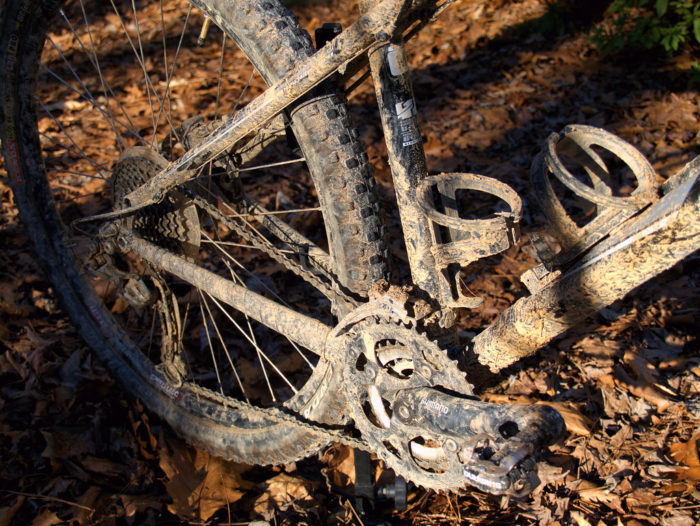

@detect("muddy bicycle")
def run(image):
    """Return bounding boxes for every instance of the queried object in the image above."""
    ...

[1,0,698,497]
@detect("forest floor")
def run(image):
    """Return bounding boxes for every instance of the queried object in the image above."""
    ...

[1,0,699,524]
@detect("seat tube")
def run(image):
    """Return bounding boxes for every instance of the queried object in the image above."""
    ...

[360,2,448,303]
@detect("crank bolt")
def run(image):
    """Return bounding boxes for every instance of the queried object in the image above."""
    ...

[101,239,116,255]
[116,235,130,252]
[397,404,411,421]
[363,363,378,380]
[443,439,458,453]
[419,365,432,379]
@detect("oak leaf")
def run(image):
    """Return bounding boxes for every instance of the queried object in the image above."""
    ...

[159,437,252,521]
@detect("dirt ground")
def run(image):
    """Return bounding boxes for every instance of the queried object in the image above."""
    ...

[1,0,699,524]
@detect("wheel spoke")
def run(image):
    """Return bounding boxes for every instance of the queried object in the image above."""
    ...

[56,10,127,150]
[153,3,192,142]
[130,0,159,141]
[233,157,306,174]
[36,115,110,178]
[206,292,298,398]
[215,33,227,120]
[199,290,249,401]
[232,68,256,116]
[197,292,227,397]
[51,168,110,181]
[78,0,149,147]
[202,230,317,371]
[56,190,106,203]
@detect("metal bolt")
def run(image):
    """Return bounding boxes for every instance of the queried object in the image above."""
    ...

[102,239,116,255]
[419,365,432,379]
[364,364,377,380]
[397,405,411,421]
[116,235,130,252]
[443,439,458,453]
[99,221,119,238]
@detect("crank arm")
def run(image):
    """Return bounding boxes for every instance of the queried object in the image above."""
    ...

[392,387,564,495]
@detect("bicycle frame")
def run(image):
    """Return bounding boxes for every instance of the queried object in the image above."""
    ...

[123,0,700,374]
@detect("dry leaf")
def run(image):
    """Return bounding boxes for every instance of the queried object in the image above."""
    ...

[574,336,620,358]
[661,482,694,495]
[624,487,657,513]
[600,383,631,417]
[120,494,162,517]
[571,510,593,526]
[609,424,633,450]
[81,456,127,477]
[660,515,695,526]
[29,510,62,526]
[159,437,252,521]
[320,444,355,489]
[71,485,99,525]
[613,365,674,412]
[0,496,25,526]
[575,480,624,513]
[669,433,700,467]
[541,401,593,436]
[670,467,700,484]
[40,430,91,460]
[624,351,659,385]
[253,472,316,516]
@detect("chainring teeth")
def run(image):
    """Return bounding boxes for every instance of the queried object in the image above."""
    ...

[336,316,474,490]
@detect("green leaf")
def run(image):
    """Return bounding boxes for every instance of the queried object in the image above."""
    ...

[694,18,700,44]
[656,0,668,16]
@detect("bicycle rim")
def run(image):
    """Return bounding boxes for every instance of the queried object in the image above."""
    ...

[0,0,386,463]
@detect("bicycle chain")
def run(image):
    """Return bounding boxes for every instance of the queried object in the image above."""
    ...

[190,193,358,310]
[186,381,372,453]
[184,192,372,453]
[120,172,539,490]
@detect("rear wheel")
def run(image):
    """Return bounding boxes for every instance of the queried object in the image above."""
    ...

[0,0,387,463]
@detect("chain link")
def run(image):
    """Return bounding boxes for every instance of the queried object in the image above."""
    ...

[187,381,371,452]
[185,193,370,450]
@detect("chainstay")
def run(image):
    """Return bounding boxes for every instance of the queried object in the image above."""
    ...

[191,194,358,310]
[187,382,371,453]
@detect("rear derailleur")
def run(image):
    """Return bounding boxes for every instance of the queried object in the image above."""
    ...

[326,295,564,496]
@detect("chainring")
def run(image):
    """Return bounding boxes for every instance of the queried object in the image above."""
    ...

[329,299,478,491]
